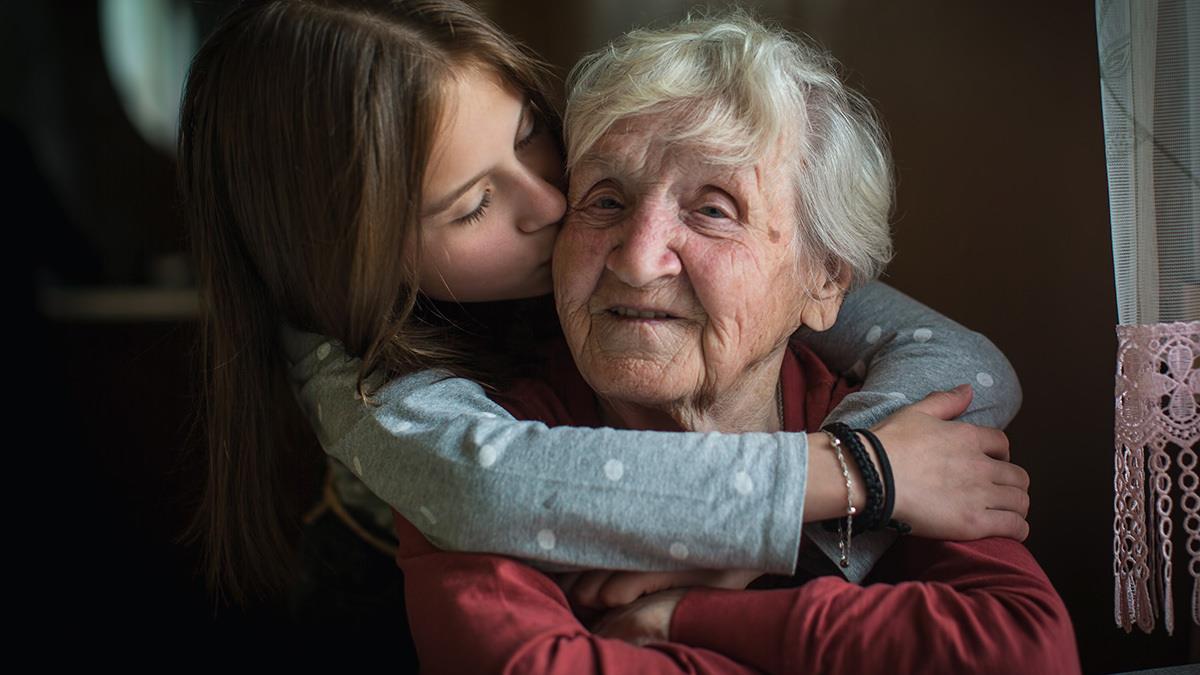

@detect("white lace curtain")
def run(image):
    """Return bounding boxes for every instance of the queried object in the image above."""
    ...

[1099,0,1200,635]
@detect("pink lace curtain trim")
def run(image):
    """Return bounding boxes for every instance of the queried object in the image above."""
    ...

[1114,320,1200,635]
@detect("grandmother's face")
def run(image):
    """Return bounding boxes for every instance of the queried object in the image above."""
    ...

[555,114,841,414]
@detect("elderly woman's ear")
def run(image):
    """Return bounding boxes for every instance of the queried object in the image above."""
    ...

[798,261,853,332]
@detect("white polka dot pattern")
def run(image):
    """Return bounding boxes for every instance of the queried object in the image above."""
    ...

[976,372,995,387]
[537,529,556,550]
[604,459,625,481]
[913,328,933,342]
[316,342,331,361]
[352,456,364,476]
[478,444,499,467]
[669,542,689,560]
[381,418,413,433]
[734,471,754,495]
[865,325,882,343]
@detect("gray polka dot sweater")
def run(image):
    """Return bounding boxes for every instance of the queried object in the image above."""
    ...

[280,280,1021,583]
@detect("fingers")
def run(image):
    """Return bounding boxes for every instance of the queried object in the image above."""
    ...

[570,571,676,608]
[569,571,619,608]
[992,462,1030,490]
[907,384,974,420]
[570,570,711,608]
[988,484,1030,518]
[592,589,687,646]
[600,573,671,607]
[970,426,1010,462]
[981,507,1031,542]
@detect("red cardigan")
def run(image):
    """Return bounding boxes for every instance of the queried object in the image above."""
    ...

[391,340,1080,674]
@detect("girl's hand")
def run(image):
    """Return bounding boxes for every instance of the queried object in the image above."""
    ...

[590,588,688,646]
[556,568,762,609]
[872,384,1031,541]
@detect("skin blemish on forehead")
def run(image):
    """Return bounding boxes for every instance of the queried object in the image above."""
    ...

[768,228,781,243]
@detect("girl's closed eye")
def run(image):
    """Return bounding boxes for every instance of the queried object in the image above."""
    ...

[457,189,493,225]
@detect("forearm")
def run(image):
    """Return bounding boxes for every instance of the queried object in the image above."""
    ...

[670,537,1080,675]
[797,280,1025,582]
[283,323,809,574]
[801,431,872,522]
[394,514,762,675]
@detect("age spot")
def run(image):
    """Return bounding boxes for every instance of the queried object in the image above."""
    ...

[768,228,781,243]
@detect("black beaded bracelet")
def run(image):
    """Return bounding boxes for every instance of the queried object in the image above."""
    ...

[856,428,912,534]
[820,422,885,534]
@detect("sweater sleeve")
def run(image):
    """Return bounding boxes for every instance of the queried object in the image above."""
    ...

[802,280,1023,431]
[670,536,1081,675]
[280,280,1020,577]
[393,512,763,675]
[285,343,807,575]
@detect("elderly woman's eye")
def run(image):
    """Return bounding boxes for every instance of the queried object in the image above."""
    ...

[593,196,624,210]
[698,206,728,219]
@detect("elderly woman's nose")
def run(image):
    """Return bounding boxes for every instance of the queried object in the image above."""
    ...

[605,203,683,287]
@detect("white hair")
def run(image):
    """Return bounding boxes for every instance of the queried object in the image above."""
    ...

[564,10,894,291]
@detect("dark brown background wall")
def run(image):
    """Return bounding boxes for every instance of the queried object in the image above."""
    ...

[13,0,1197,670]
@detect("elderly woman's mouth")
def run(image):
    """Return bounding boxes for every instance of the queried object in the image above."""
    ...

[606,306,679,320]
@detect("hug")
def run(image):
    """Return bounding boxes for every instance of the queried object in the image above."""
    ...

[182,0,1080,672]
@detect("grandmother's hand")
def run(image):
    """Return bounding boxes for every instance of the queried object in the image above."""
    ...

[590,588,688,646]
[556,568,762,609]
[872,384,1031,542]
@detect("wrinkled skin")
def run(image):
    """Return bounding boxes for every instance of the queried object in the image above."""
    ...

[554,114,847,433]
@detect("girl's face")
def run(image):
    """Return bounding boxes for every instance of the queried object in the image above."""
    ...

[417,67,566,302]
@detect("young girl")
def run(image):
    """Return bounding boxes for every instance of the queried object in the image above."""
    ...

[180,0,1027,616]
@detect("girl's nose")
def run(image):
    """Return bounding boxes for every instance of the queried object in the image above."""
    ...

[516,171,567,234]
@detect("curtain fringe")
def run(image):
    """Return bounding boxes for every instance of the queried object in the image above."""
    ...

[1114,321,1200,635]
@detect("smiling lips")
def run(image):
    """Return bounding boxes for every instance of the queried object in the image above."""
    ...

[607,305,678,320]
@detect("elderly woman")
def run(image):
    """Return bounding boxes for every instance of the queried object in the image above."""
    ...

[391,13,1080,674]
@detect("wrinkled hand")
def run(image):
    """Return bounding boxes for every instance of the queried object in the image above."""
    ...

[555,568,762,609]
[589,588,688,646]
[873,384,1031,541]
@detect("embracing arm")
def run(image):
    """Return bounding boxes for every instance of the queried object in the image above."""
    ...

[800,279,1026,579]
[283,323,807,575]
[280,282,1020,575]
[803,279,1022,430]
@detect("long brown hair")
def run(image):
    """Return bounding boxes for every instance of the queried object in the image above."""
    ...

[178,0,559,608]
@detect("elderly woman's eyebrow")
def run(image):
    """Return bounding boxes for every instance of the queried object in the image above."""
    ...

[574,154,630,178]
